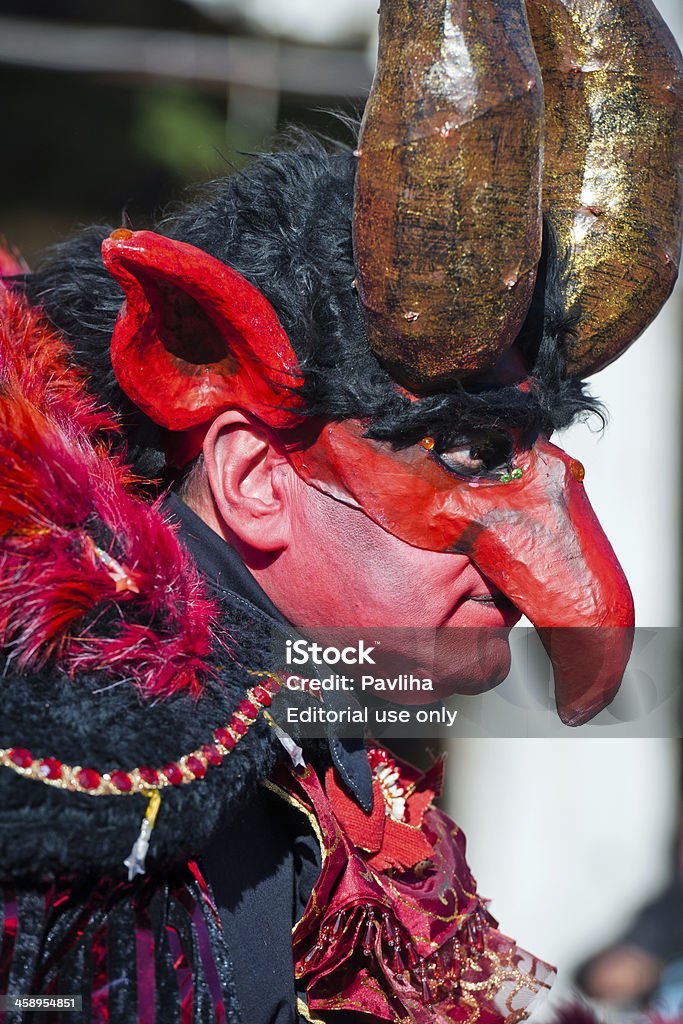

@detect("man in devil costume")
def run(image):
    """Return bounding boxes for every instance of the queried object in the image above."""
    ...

[1,0,682,1021]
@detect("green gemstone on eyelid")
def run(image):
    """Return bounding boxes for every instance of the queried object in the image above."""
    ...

[511,468,523,479]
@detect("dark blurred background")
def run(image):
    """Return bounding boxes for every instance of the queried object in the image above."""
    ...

[0,0,373,260]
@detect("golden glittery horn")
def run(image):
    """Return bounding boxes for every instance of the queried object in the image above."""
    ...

[353,0,545,392]
[525,0,683,378]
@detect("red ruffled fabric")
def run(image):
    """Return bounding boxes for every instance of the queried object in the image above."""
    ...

[272,747,555,1023]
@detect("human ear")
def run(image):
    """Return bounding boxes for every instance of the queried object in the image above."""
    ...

[202,409,291,554]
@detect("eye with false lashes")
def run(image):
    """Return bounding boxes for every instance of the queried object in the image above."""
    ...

[431,431,514,480]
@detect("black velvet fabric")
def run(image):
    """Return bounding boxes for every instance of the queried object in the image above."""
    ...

[0,497,369,886]
[167,494,366,1024]
[200,786,319,1024]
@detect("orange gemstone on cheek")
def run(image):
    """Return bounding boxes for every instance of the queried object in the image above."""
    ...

[419,437,435,451]
[110,228,134,241]
[570,459,585,482]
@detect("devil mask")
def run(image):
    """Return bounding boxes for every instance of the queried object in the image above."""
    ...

[100,0,683,727]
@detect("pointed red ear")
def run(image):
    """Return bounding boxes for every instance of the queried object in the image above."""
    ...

[102,229,306,434]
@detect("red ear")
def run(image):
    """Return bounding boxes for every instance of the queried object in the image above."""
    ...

[102,229,306,434]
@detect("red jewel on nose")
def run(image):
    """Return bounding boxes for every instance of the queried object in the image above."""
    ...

[570,459,585,482]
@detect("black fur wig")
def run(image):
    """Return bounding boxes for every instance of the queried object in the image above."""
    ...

[16,132,603,479]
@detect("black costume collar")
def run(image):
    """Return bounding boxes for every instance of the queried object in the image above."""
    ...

[164,493,373,812]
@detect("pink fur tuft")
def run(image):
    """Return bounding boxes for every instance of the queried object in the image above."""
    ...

[0,286,116,437]
[0,240,27,279]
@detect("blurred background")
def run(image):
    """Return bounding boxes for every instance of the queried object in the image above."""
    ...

[1,0,681,1020]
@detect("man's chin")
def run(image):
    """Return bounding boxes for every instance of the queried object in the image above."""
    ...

[375,628,513,705]
[433,634,513,698]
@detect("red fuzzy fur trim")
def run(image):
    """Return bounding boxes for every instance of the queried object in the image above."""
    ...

[0,273,219,699]
[0,275,116,438]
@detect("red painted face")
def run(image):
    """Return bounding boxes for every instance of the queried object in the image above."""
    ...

[103,230,635,726]
[289,420,634,723]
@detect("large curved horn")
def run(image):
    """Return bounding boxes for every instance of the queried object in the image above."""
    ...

[526,0,683,377]
[353,0,545,392]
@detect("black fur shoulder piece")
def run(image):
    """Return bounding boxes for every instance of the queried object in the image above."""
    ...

[0,625,279,886]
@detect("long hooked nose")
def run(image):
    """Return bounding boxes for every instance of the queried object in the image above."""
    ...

[463,437,634,724]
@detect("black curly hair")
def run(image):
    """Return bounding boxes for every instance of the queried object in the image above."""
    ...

[14,131,602,479]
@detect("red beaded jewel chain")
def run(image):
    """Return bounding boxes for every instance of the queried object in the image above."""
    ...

[0,672,283,879]
[0,674,281,797]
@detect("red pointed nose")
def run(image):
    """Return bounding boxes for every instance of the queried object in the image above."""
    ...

[466,438,634,724]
